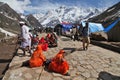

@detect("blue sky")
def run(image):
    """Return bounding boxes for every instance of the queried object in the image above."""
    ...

[0,0,120,14]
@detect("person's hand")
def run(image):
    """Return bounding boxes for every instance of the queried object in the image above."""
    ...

[19,37,25,42]
[22,38,26,42]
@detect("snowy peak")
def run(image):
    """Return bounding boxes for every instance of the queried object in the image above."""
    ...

[34,6,104,26]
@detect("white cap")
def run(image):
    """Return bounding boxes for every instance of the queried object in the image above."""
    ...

[19,21,25,24]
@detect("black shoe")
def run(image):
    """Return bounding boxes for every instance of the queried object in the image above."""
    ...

[86,47,88,50]
[23,53,25,56]
[28,50,33,56]
[83,48,86,50]
[65,72,70,76]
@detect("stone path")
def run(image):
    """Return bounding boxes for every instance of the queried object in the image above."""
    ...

[2,33,120,80]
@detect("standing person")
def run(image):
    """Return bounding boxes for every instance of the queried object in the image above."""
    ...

[77,23,83,37]
[19,21,32,56]
[32,34,39,49]
[28,29,33,51]
[82,22,90,50]
[71,24,79,41]
[71,25,76,41]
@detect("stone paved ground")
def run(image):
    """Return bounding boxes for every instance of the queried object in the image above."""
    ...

[2,33,120,80]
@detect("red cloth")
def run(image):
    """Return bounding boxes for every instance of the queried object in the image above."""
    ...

[29,44,46,68]
[48,50,69,74]
[39,37,46,43]
[41,43,48,51]
[39,37,48,51]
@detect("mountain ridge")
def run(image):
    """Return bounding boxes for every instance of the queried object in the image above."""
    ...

[33,6,105,27]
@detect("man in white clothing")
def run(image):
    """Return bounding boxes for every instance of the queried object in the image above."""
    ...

[19,21,32,56]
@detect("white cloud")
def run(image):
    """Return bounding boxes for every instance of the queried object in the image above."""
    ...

[39,3,59,11]
[0,0,119,15]
[0,0,60,14]
[0,0,31,13]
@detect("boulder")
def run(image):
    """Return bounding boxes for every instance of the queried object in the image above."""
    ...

[91,31,108,41]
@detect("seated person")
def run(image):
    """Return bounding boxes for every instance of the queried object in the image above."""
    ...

[46,33,58,47]
[39,37,48,51]
[51,32,58,42]
[31,35,39,49]
[48,50,69,75]
[45,33,51,42]
[29,44,46,68]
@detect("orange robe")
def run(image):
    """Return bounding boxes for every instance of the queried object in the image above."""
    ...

[29,44,46,68]
[48,50,69,75]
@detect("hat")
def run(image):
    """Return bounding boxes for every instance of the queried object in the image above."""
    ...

[19,21,25,24]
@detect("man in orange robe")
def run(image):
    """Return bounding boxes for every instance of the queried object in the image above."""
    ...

[48,50,69,75]
[29,44,46,68]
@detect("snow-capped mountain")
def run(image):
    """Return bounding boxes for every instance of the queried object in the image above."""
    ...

[33,6,105,27]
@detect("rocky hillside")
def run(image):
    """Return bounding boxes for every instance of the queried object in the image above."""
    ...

[0,3,22,21]
[0,2,42,38]
[26,14,43,28]
[0,2,22,34]
[88,2,120,41]
[0,13,20,34]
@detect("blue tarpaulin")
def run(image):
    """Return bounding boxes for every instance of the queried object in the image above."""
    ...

[81,18,120,33]
[89,22,104,33]
[104,18,120,32]
[81,21,104,33]
[62,24,73,31]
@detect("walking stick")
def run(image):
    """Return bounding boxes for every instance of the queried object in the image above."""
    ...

[38,65,45,80]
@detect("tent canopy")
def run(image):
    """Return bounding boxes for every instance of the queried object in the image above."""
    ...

[61,21,105,33]
[81,18,120,33]
[62,24,73,31]
[81,21,104,33]
[89,22,104,33]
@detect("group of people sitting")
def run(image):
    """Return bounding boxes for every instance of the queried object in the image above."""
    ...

[26,33,69,75]
[18,21,69,75]
[30,32,58,52]
[29,44,69,76]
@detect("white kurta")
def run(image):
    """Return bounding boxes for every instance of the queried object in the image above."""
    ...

[21,25,31,48]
